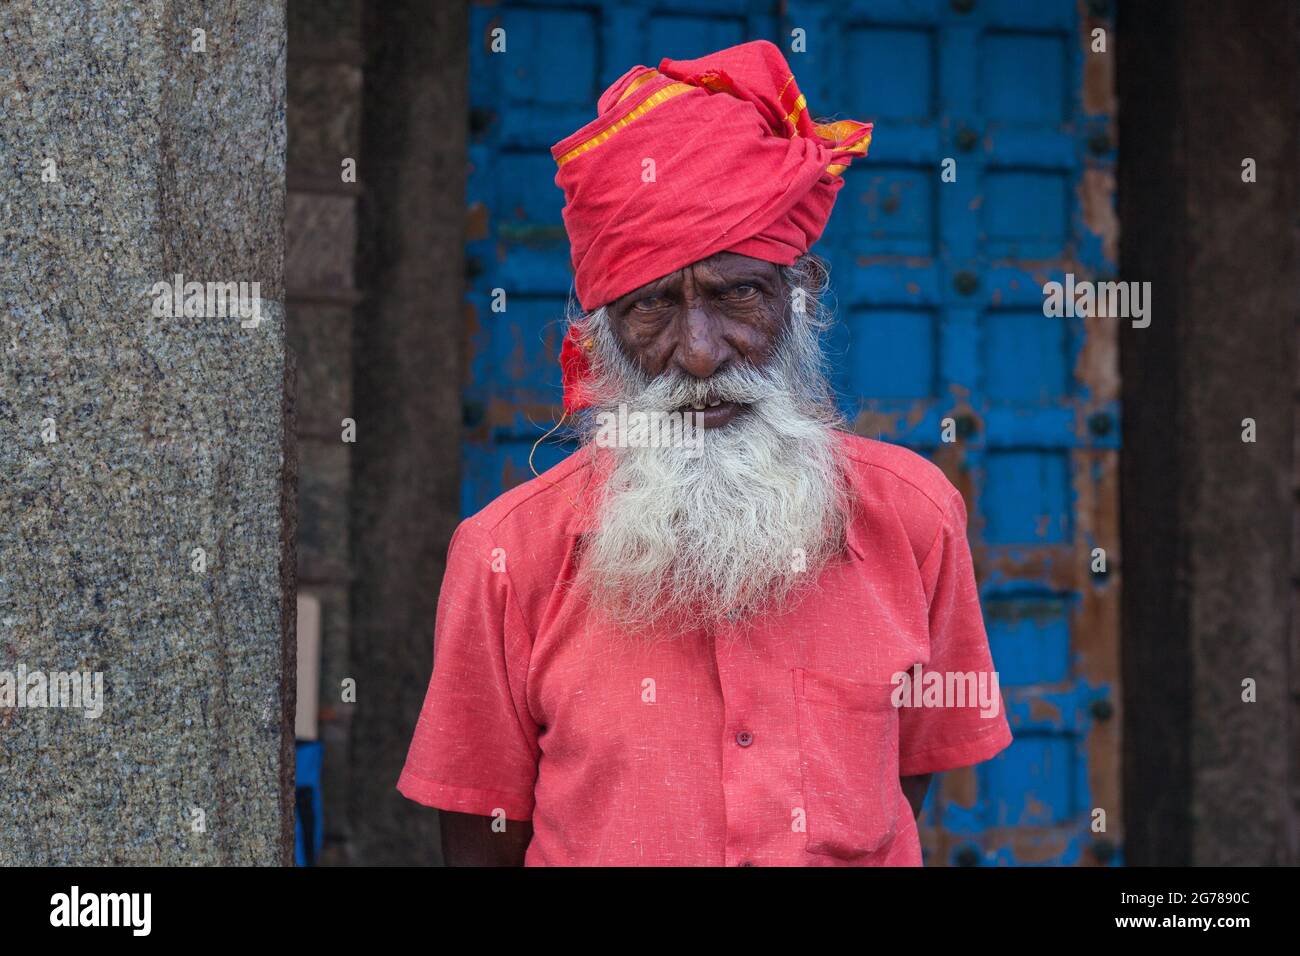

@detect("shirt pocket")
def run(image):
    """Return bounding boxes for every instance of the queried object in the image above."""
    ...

[792,667,901,861]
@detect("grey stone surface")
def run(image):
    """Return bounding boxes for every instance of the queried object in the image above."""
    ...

[297,439,350,582]
[0,0,291,864]
[286,192,356,293]
[349,0,466,865]
[287,60,361,179]
[285,0,360,865]
[286,304,353,436]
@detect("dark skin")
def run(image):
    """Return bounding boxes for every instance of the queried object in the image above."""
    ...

[604,251,786,428]
[440,252,932,866]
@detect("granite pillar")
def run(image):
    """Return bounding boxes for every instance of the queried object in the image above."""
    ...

[0,0,292,864]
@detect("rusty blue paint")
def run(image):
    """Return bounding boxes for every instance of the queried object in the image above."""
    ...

[984,593,1075,685]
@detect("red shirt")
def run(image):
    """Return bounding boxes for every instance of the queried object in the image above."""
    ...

[398,432,1012,865]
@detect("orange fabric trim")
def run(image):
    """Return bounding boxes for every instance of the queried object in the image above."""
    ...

[825,127,872,175]
[783,92,807,131]
[778,73,801,129]
[616,70,660,105]
[815,119,867,146]
[694,70,736,94]
[555,81,694,167]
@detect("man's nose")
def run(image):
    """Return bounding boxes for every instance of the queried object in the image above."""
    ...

[672,304,732,380]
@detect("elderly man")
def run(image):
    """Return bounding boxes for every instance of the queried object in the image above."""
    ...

[398,40,1011,866]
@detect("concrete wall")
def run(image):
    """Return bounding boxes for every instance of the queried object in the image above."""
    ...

[347,0,468,866]
[0,0,292,863]
[1119,0,1298,865]
[1289,6,1300,867]
[285,0,468,865]
[286,0,364,865]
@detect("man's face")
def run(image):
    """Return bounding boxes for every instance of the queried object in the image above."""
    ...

[573,251,849,629]
[604,252,787,428]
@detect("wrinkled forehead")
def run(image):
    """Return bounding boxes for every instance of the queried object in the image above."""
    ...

[611,252,785,303]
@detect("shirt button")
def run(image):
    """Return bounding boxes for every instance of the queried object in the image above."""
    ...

[735,730,754,747]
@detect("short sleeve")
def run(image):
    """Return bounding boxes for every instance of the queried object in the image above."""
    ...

[396,519,540,820]
[897,491,1013,776]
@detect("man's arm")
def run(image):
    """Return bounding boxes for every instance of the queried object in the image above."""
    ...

[440,811,533,866]
[901,774,932,819]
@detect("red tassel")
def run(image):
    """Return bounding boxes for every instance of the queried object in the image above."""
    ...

[560,325,594,413]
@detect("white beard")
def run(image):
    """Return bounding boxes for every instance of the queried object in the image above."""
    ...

[571,268,850,632]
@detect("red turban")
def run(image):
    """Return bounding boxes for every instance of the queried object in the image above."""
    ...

[551,39,872,412]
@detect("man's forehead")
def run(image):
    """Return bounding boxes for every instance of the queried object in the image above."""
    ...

[621,252,781,297]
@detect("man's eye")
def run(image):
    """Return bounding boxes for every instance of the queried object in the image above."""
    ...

[632,296,669,311]
[725,284,758,300]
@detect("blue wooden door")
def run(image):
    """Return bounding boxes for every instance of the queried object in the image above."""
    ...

[464,0,1121,866]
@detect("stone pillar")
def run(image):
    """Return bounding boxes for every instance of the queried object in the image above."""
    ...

[0,0,292,864]
[349,0,468,864]
[1118,0,1298,865]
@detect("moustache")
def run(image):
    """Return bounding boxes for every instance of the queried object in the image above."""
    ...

[629,364,789,413]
